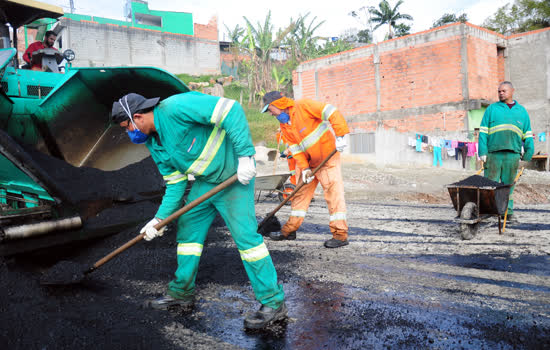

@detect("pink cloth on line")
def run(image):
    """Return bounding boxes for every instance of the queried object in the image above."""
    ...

[451,140,458,148]
[467,142,476,156]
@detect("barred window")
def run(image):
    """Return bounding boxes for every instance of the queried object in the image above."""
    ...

[350,133,375,154]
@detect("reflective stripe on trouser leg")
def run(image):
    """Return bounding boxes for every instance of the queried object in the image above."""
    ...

[212,177,284,309]
[485,152,520,215]
[281,168,318,235]
[168,180,218,299]
[316,152,348,240]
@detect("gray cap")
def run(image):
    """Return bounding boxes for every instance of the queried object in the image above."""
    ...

[111,93,160,124]
[261,91,283,113]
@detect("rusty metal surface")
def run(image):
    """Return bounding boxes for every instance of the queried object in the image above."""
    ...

[448,185,512,216]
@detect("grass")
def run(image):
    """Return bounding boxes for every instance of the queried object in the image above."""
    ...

[176,74,280,148]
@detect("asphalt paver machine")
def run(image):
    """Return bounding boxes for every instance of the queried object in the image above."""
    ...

[0,0,190,255]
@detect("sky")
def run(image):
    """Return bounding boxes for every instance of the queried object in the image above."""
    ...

[39,0,507,42]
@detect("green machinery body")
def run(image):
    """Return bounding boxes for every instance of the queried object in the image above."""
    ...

[0,1,190,254]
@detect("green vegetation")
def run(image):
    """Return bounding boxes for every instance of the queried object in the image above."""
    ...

[431,13,468,29]
[482,0,550,34]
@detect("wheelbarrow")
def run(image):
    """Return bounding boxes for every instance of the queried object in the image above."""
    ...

[446,167,524,240]
[254,173,293,203]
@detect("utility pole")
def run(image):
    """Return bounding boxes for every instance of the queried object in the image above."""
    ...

[69,0,75,14]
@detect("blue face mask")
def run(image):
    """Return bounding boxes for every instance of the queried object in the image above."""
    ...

[276,112,290,124]
[127,128,149,144]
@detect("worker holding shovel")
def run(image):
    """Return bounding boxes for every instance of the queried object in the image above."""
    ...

[111,92,286,329]
[261,91,350,248]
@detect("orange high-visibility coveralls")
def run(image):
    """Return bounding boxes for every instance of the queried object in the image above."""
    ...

[272,97,350,241]
[276,131,296,185]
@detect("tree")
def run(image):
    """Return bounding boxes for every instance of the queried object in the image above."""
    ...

[393,23,411,37]
[224,24,244,43]
[369,0,413,39]
[483,0,550,34]
[431,13,468,28]
[357,29,373,43]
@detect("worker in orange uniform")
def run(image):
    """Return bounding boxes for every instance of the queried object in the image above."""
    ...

[261,91,350,248]
[276,130,297,185]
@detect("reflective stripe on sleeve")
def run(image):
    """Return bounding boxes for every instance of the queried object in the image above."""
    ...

[290,210,307,217]
[163,170,188,185]
[322,104,337,121]
[479,126,488,134]
[289,143,304,155]
[177,243,203,256]
[186,127,226,176]
[300,122,329,151]
[523,130,533,140]
[239,242,269,262]
[210,98,235,127]
[289,170,296,175]
[329,212,347,222]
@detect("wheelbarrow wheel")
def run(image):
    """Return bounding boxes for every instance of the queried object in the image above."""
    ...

[460,202,479,240]
[278,183,296,205]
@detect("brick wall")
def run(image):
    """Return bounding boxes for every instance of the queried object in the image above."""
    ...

[379,37,463,110]
[316,55,377,116]
[194,16,218,41]
[467,36,499,101]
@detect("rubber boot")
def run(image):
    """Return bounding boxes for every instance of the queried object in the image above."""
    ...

[269,231,296,241]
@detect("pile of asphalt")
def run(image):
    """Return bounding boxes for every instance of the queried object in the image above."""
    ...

[449,175,504,188]
[24,147,165,205]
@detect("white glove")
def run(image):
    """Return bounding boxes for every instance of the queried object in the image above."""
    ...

[335,136,347,152]
[140,218,165,241]
[302,168,314,184]
[480,155,487,163]
[237,156,256,185]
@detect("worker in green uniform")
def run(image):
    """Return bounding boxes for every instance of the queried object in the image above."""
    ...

[479,81,534,222]
[111,92,286,329]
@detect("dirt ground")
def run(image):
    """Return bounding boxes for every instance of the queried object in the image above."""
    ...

[1,159,549,349]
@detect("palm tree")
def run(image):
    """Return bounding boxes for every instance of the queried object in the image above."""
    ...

[369,0,413,39]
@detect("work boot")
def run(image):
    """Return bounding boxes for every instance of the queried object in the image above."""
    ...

[269,231,296,241]
[145,294,194,310]
[324,238,349,248]
[244,302,288,329]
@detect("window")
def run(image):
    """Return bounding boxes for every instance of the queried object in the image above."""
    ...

[350,133,375,154]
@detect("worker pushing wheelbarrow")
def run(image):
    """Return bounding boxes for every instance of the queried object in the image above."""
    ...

[446,167,524,240]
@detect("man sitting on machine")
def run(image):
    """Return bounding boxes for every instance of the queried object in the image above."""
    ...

[22,30,61,72]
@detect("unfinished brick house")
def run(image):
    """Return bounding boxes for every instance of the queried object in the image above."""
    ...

[293,23,550,170]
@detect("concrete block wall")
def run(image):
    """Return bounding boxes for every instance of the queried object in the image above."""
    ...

[57,17,220,75]
[294,23,550,168]
[506,28,550,155]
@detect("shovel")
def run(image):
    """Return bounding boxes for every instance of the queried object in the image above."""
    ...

[40,174,239,286]
[257,149,337,235]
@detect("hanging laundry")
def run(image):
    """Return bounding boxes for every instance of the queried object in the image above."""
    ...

[433,146,442,167]
[422,135,428,143]
[467,142,476,157]
[539,132,546,142]
[447,147,456,157]
[416,137,422,152]
[444,140,452,149]
[451,140,458,148]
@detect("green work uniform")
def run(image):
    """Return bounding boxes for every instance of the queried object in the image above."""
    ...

[479,101,534,214]
[145,92,284,309]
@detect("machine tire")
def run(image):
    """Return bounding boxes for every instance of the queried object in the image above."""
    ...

[460,202,479,240]
[278,183,296,205]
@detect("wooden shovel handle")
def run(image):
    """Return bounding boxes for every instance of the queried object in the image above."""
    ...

[89,174,239,272]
